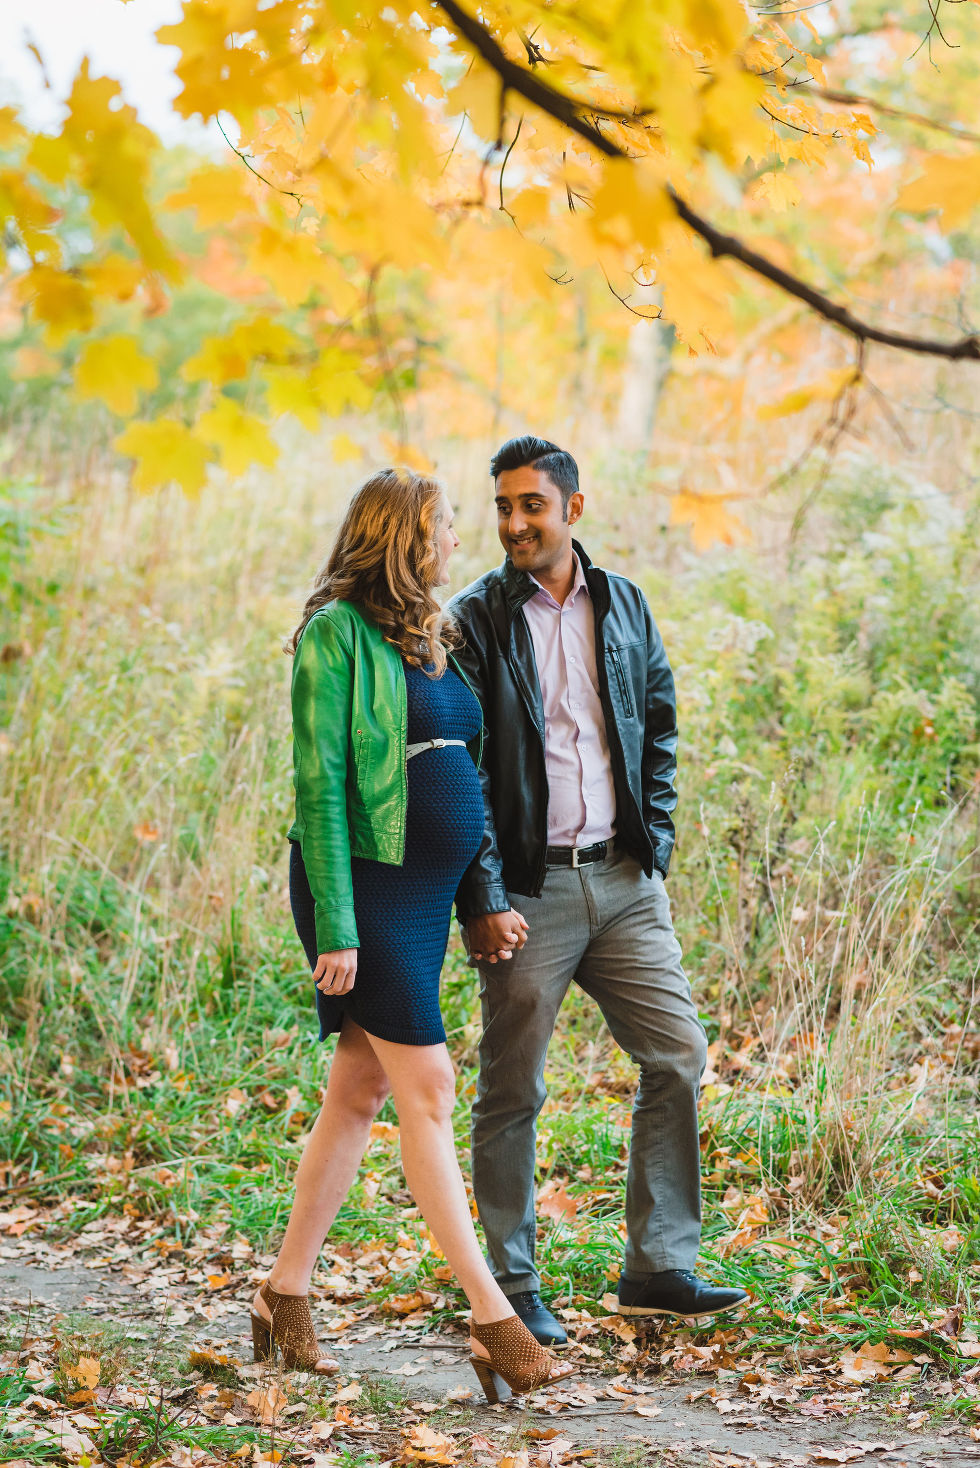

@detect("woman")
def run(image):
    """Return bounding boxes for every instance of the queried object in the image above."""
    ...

[250,468,571,1404]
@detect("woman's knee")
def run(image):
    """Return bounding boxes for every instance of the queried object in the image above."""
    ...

[331,1065,390,1121]
[329,1035,390,1120]
[395,1054,457,1123]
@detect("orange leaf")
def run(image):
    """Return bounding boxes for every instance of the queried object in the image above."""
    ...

[69,1355,101,1390]
[246,1383,287,1424]
[669,490,751,553]
[538,1178,579,1223]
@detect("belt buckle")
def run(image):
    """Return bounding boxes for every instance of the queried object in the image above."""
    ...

[571,845,584,868]
[431,738,445,750]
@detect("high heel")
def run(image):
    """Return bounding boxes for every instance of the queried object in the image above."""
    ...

[468,1315,575,1403]
[249,1280,339,1374]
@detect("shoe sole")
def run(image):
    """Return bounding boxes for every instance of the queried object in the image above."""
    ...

[519,1328,570,1349]
[616,1299,745,1319]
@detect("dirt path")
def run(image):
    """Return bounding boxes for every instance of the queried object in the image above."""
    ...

[3,1257,980,1468]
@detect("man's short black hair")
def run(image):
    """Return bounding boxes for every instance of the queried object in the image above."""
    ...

[490,434,580,509]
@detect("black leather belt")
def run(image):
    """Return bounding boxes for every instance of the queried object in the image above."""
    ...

[546,841,609,868]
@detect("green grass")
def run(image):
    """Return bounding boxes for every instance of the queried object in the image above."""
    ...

[1,452,980,1370]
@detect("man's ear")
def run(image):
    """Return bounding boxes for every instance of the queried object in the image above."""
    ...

[566,491,585,526]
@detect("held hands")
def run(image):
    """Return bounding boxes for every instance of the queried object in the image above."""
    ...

[467,908,529,964]
[313,949,357,994]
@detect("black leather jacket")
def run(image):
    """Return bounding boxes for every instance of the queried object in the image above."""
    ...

[451,541,678,920]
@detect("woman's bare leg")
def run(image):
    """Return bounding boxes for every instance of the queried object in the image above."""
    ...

[360,1035,526,1354]
[252,1020,389,1364]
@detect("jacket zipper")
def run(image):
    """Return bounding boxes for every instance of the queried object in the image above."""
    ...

[611,649,634,718]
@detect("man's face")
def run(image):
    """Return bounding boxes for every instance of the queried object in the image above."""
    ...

[494,466,582,575]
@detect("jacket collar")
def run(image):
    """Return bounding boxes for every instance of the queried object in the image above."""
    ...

[501,539,607,618]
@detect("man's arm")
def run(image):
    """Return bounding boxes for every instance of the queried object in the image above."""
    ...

[640,598,679,878]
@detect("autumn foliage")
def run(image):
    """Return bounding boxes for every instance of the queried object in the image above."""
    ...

[2,0,980,532]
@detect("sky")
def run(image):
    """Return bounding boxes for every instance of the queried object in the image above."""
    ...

[0,0,213,144]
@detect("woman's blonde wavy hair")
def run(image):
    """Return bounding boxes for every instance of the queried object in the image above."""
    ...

[288,467,459,676]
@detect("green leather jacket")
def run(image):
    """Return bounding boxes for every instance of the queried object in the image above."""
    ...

[288,600,481,954]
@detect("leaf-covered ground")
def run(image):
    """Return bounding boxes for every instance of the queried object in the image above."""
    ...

[3,1204,980,1468]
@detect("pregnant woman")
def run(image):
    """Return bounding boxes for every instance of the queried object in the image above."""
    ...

[250,468,572,1404]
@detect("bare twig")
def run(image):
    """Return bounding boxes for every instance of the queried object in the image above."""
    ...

[216,115,304,204]
[814,86,980,145]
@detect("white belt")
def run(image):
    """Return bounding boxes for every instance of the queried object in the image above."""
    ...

[405,738,467,761]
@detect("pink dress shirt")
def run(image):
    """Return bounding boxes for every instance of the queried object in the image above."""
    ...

[522,555,617,847]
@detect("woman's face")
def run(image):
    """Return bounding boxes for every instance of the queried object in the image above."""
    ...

[434,493,460,586]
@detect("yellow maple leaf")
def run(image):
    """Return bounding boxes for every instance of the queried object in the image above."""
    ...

[181,336,250,386]
[265,365,321,431]
[25,133,72,187]
[311,353,373,415]
[62,62,179,278]
[331,432,364,463]
[164,164,256,227]
[195,395,279,476]
[757,366,860,419]
[230,315,301,361]
[247,225,353,309]
[897,154,980,229]
[0,168,62,257]
[447,60,504,142]
[14,265,94,344]
[669,490,750,553]
[70,1355,101,1390]
[83,253,144,302]
[752,170,802,212]
[592,158,673,252]
[75,335,159,416]
[114,418,212,495]
[0,105,26,150]
[657,239,733,349]
[699,64,769,167]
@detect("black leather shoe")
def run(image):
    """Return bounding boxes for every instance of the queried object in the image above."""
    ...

[507,1290,568,1346]
[617,1270,749,1318]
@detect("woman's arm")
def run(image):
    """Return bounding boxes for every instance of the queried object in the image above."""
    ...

[291,611,360,955]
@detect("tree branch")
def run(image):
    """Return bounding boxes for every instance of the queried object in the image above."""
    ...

[433,0,980,362]
[814,86,980,146]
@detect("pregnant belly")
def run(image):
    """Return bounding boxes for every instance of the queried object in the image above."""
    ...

[405,751,485,867]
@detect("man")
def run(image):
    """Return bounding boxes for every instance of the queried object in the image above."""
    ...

[450,435,748,1346]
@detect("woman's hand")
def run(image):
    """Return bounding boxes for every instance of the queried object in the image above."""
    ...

[313,949,358,994]
[466,909,529,963]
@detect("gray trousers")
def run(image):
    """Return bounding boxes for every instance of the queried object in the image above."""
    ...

[471,846,707,1294]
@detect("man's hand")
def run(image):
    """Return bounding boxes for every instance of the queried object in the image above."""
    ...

[312,949,358,994]
[467,909,529,964]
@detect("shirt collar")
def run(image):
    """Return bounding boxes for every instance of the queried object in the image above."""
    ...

[529,553,589,611]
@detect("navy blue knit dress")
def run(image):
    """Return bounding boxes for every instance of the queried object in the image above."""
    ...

[290,662,485,1046]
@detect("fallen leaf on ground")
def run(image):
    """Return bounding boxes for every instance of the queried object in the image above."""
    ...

[66,1355,100,1390]
[401,1423,458,1464]
[246,1383,288,1424]
[538,1179,578,1222]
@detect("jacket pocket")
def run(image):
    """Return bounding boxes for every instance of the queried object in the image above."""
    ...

[610,649,635,719]
[354,727,371,785]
